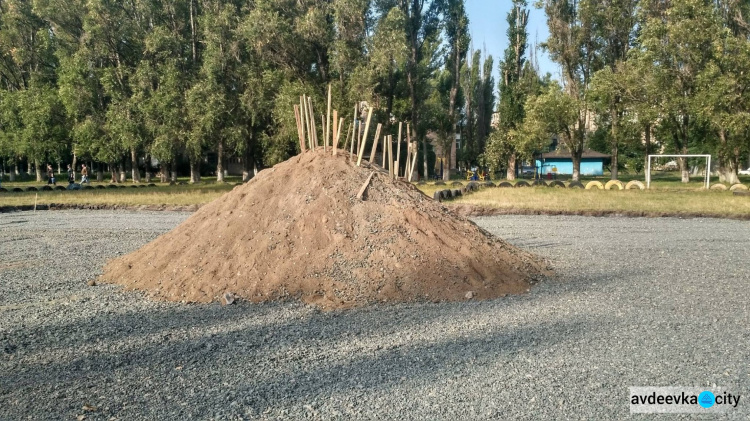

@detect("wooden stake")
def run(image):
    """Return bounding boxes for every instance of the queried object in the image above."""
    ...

[369,123,382,164]
[409,141,418,181]
[305,96,314,151]
[388,135,393,177]
[356,171,376,200]
[396,122,402,177]
[321,114,325,150]
[332,110,339,155]
[356,107,373,166]
[349,123,355,161]
[405,142,411,177]
[356,120,361,159]
[334,116,344,155]
[294,105,306,153]
[382,136,386,167]
[325,84,331,151]
[308,97,317,151]
[394,161,397,180]
[301,96,309,150]
[406,123,412,180]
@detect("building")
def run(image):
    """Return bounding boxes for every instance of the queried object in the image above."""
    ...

[536,149,611,176]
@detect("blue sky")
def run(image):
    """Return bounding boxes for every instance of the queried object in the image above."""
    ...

[465,0,559,86]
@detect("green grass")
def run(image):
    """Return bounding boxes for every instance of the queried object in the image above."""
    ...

[0,183,235,207]
[423,186,750,218]
[2,172,749,219]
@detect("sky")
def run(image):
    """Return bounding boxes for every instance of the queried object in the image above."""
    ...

[464,0,560,87]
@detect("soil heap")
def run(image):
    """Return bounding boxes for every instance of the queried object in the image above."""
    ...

[100,150,548,309]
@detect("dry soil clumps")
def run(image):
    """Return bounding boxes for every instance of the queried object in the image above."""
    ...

[100,150,548,309]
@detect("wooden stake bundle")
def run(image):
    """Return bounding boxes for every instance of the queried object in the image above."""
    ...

[325,84,331,151]
[396,122,402,176]
[369,123,382,164]
[356,107,373,166]
[303,96,313,151]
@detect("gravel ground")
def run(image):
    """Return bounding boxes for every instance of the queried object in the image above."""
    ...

[1,211,748,420]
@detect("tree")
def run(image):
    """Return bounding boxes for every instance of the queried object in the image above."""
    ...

[521,81,581,165]
[494,0,530,180]
[439,0,469,179]
[539,0,601,181]
[635,0,719,183]
[588,0,637,179]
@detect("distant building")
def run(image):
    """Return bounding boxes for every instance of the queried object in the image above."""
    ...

[536,149,611,176]
[491,113,500,129]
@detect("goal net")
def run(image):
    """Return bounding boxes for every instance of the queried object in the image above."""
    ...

[646,154,711,189]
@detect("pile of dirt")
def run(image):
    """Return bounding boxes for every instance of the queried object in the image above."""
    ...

[100,150,549,309]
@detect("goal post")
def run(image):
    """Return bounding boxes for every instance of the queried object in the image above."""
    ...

[646,154,711,189]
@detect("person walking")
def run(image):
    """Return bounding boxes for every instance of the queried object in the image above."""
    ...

[80,164,89,184]
[67,164,75,185]
[47,164,55,185]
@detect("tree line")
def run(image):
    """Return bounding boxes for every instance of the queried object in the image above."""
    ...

[2,0,748,185]
[487,0,750,183]
[0,0,500,183]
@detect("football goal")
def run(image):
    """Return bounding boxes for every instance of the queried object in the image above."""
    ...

[646,154,711,189]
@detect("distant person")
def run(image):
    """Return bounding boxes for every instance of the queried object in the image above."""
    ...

[80,164,89,184]
[47,165,55,185]
[67,164,74,185]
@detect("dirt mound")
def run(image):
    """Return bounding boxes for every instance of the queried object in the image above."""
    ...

[100,150,548,309]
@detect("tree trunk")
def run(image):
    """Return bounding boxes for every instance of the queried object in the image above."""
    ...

[678,156,689,183]
[143,155,151,182]
[644,124,651,172]
[27,160,31,175]
[119,160,126,183]
[216,138,225,182]
[610,107,618,179]
[507,153,517,180]
[170,161,177,182]
[9,160,16,181]
[717,130,740,184]
[96,165,103,182]
[242,148,251,182]
[131,148,141,183]
[610,142,618,180]
[35,159,42,182]
[110,164,117,183]
[160,163,168,183]
[571,153,581,182]
[189,158,200,183]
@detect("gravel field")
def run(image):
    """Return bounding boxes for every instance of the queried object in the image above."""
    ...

[1,211,748,420]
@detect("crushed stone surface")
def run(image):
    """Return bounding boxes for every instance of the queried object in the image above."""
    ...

[1,211,748,420]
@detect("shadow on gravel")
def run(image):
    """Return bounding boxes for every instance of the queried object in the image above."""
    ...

[0,299,603,419]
